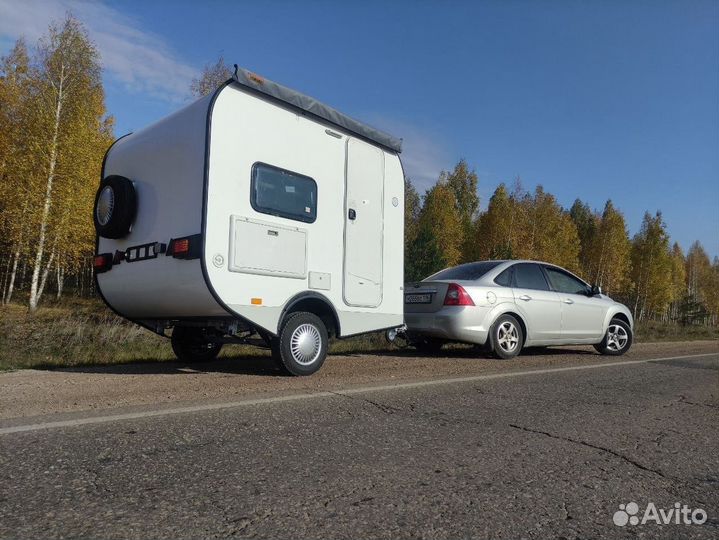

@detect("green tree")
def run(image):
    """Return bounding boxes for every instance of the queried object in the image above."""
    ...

[569,198,597,276]
[408,182,463,280]
[585,200,631,294]
[517,186,579,271]
[0,39,32,304]
[471,183,516,261]
[403,177,422,280]
[668,242,686,321]
[630,212,672,320]
[190,55,232,97]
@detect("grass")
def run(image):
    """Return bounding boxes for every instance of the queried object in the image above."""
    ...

[0,298,392,371]
[1,298,716,371]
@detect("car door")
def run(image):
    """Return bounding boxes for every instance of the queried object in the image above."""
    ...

[543,265,605,341]
[510,263,562,342]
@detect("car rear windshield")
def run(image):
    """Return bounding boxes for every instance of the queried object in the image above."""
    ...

[427,261,503,281]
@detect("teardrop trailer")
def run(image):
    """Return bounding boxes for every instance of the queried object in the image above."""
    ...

[93,67,405,375]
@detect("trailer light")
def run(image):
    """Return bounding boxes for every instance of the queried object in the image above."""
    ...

[93,253,113,274]
[443,283,475,306]
[251,298,263,305]
[166,234,202,260]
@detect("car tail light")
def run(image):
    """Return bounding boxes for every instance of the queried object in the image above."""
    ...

[167,234,202,260]
[93,253,113,274]
[444,283,475,306]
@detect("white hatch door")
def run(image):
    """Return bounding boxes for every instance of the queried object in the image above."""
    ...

[343,138,384,307]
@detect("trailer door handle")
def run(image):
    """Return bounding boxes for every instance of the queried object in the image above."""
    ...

[348,208,356,220]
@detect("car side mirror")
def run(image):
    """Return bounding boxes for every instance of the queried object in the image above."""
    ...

[590,284,602,296]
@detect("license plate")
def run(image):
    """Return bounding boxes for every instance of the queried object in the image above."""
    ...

[405,293,431,304]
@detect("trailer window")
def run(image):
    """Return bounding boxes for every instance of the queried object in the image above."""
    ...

[251,163,317,223]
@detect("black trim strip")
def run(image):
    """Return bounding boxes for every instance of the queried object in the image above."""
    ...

[278,291,342,337]
[199,81,278,336]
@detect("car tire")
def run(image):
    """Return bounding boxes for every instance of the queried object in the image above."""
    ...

[413,337,445,354]
[171,327,222,363]
[489,314,524,359]
[272,312,328,376]
[594,318,632,356]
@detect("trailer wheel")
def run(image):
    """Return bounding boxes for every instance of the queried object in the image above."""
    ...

[272,312,328,376]
[171,327,222,363]
[93,175,137,239]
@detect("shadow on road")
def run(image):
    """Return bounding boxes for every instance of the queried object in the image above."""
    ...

[40,345,597,376]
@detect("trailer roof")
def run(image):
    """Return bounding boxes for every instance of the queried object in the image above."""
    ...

[230,66,402,154]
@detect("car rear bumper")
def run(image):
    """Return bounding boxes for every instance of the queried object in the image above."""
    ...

[405,306,491,345]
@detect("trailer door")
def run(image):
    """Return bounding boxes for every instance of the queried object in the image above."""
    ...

[343,138,384,307]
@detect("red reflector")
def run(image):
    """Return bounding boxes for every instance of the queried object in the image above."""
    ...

[93,253,113,273]
[167,234,202,260]
[171,238,190,255]
[443,283,475,306]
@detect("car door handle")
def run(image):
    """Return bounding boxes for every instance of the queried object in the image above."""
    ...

[564,298,574,304]
[518,295,532,301]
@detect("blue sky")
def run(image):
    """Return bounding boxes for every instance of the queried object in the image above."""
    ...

[1,0,717,257]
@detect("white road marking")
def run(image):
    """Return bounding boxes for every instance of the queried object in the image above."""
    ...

[1,352,716,435]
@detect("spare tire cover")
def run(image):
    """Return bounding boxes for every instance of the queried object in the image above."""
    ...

[93,175,136,239]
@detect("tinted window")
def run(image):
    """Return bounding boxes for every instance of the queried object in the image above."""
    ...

[494,267,512,287]
[512,263,549,290]
[251,163,317,223]
[545,267,588,295]
[428,261,503,281]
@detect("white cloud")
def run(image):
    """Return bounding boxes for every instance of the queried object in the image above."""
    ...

[0,0,197,102]
[365,116,453,193]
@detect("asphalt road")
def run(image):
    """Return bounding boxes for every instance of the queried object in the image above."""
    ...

[0,342,717,539]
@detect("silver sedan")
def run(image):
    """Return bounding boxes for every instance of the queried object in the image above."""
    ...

[403,260,633,358]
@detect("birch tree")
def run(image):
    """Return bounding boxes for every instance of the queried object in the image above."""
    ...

[23,16,111,310]
[190,55,232,97]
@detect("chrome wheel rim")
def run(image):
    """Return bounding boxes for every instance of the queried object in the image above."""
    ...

[96,186,115,226]
[497,321,519,353]
[290,323,322,365]
[606,324,628,351]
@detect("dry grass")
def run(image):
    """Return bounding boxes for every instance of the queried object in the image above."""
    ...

[0,298,715,371]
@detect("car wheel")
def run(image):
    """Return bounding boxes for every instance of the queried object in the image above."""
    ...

[594,318,632,356]
[413,337,445,354]
[171,327,222,363]
[273,312,328,376]
[490,314,523,359]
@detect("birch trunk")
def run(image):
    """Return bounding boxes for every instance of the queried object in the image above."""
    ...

[56,264,64,300]
[29,64,64,312]
[36,248,56,303]
[3,248,21,305]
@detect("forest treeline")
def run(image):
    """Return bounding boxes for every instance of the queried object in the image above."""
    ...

[0,17,113,311]
[404,160,718,324]
[1,25,717,325]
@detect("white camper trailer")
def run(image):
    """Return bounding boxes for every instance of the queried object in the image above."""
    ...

[93,67,404,375]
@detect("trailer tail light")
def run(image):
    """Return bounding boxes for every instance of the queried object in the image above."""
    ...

[444,283,475,306]
[167,234,202,260]
[93,253,113,274]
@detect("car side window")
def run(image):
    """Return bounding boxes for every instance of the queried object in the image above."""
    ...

[544,267,588,295]
[512,263,550,291]
[494,267,513,287]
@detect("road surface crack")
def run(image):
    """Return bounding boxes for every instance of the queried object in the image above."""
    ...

[508,423,669,481]
[676,395,719,410]
[328,391,402,415]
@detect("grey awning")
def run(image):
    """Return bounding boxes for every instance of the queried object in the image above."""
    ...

[230,66,402,153]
